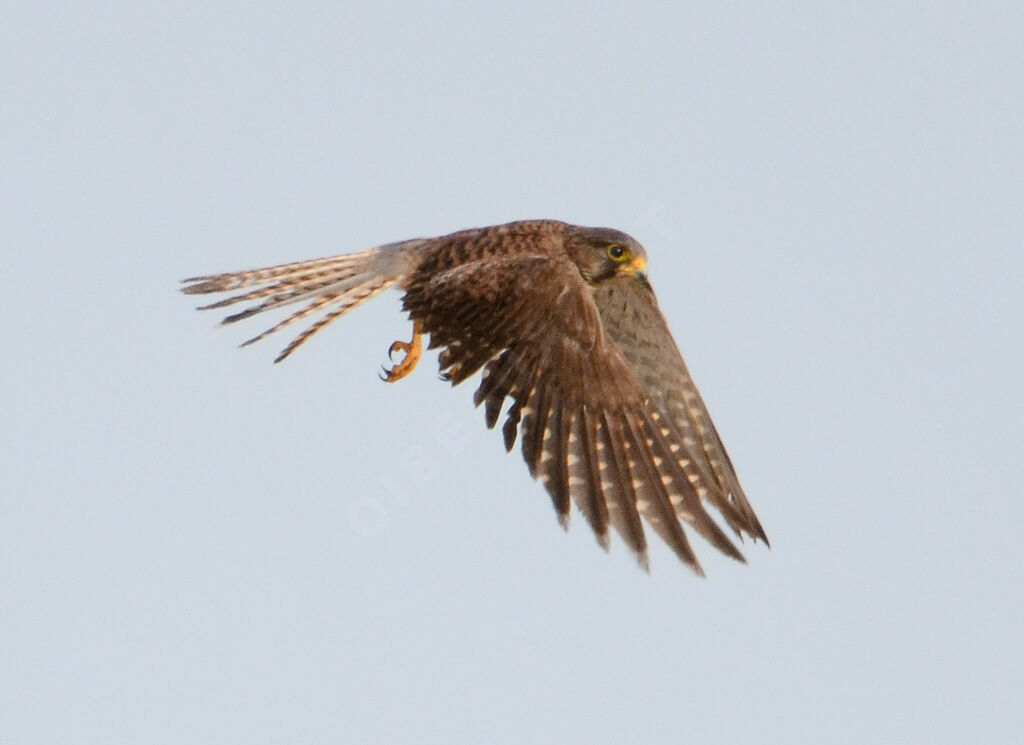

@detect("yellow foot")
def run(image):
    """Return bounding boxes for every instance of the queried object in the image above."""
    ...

[380,322,422,382]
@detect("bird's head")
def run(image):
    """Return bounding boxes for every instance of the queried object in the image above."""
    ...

[566,225,649,285]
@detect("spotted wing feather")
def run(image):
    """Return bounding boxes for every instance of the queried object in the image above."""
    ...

[403,250,745,573]
[593,277,768,545]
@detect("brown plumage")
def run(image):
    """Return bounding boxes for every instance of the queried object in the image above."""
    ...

[182,219,768,574]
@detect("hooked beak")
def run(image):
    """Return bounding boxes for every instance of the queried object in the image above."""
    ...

[617,255,648,282]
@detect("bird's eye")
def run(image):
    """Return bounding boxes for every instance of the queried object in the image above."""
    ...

[607,243,628,262]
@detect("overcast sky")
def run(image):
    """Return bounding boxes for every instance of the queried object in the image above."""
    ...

[3,2,1023,744]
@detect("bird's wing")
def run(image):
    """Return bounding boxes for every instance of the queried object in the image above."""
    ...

[592,276,768,546]
[402,253,748,574]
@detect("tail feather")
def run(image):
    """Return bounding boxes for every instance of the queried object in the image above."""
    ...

[182,242,418,360]
[193,274,349,313]
[181,249,379,293]
[271,278,396,363]
[239,294,338,350]
[217,268,385,325]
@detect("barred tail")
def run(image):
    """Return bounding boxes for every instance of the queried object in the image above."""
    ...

[181,241,422,362]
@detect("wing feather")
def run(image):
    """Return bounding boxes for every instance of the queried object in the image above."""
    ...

[567,407,610,549]
[593,277,768,546]
[620,411,701,573]
[539,398,572,527]
[401,248,759,573]
[597,411,650,569]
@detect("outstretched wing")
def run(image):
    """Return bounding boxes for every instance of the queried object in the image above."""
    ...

[402,252,748,574]
[593,278,768,546]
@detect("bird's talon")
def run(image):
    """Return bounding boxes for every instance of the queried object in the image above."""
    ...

[388,340,409,361]
[380,323,422,383]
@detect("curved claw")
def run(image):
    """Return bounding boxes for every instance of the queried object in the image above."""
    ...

[387,341,406,362]
[380,322,423,383]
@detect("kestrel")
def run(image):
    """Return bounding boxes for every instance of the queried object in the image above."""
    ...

[182,220,767,574]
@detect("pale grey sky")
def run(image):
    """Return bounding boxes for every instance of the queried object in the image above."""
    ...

[3,2,1023,744]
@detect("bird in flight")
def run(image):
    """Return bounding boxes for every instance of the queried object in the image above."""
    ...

[182,220,767,574]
